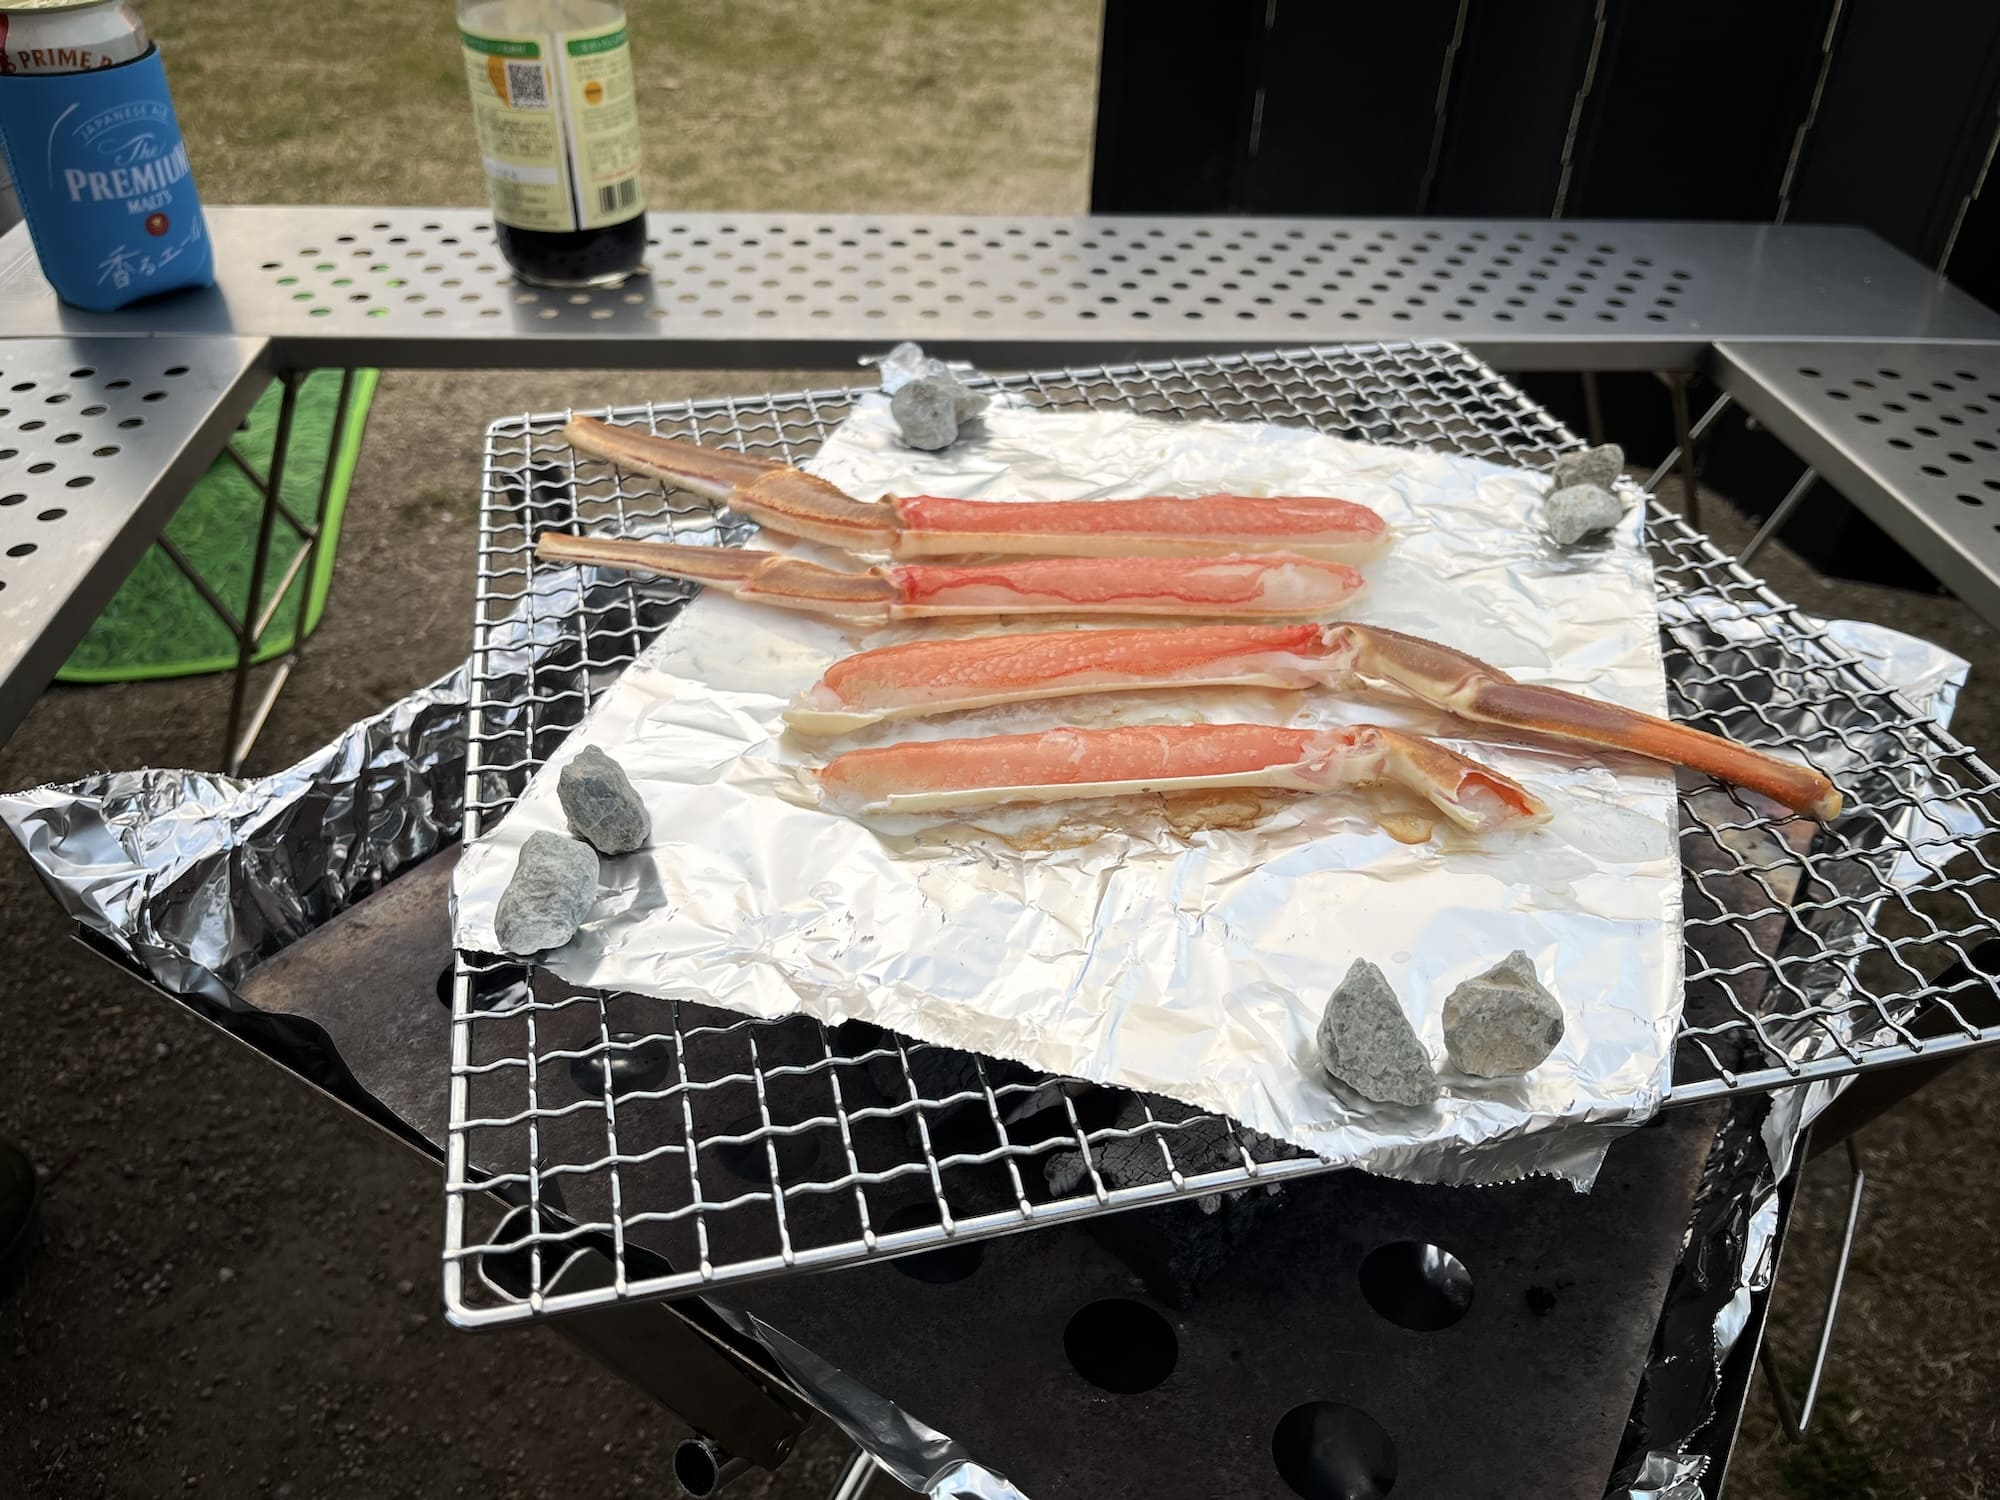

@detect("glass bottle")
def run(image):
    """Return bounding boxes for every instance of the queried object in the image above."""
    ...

[456,0,646,287]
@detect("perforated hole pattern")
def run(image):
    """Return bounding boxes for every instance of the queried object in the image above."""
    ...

[444,341,2000,1322]
[0,360,169,594]
[1793,353,2000,521]
[253,214,1695,332]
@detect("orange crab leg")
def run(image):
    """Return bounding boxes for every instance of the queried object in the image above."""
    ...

[536,534,1366,624]
[817,722,1547,832]
[563,417,1389,563]
[788,622,1843,819]
[1329,623,1842,818]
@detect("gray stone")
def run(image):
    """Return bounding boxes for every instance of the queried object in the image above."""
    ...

[1314,959,1439,1108]
[1551,442,1624,491]
[494,831,599,954]
[1546,482,1626,545]
[1443,949,1565,1077]
[890,376,966,451]
[557,744,650,854]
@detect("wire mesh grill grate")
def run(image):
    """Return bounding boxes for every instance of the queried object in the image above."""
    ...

[444,341,2000,1324]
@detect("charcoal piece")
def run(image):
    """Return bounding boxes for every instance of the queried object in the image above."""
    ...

[890,376,965,451]
[494,831,599,954]
[557,745,651,855]
[1545,482,1626,546]
[1443,949,1565,1077]
[1551,442,1625,491]
[1041,1096,1293,1308]
[1314,959,1439,1107]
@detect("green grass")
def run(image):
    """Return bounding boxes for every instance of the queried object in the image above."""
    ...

[149,0,1101,212]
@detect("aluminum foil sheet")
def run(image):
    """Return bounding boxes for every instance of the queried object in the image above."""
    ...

[453,396,1688,1185]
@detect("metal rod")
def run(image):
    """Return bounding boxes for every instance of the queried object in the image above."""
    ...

[222,371,301,772]
[1415,0,1469,213]
[1939,104,2000,273]
[1642,390,1732,492]
[229,660,293,775]
[826,1450,879,1500]
[1667,373,1701,528]
[156,535,244,637]
[1580,370,1606,446]
[1738,467,1819,565]
[1774,0,1847,223]
[249,522,323,644]
[1550,0,1608,217]
[222,440,312,538]
[1761,1137,1865,1440]
[277,367,357,652]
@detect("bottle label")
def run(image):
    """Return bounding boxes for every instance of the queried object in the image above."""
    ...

[461,20,643,234]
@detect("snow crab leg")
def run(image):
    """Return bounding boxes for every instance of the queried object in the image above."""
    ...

[563,417,1391,563]
[536,533,1366,623]
[788,621,1842,819]
[817,722,1548,833]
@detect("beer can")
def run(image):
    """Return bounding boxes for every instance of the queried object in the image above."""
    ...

[0,0,148,77]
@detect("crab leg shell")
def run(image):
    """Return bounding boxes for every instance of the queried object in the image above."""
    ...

[537,535,1365,623]
[888,493,1391,564]
[564,416,897,551]
[787,623,1335,733]
[564,419,1391,561]
[1327,624,1844,819]
[535,533,899,622]
[818,722,1546,833]
[890,554,1364,619]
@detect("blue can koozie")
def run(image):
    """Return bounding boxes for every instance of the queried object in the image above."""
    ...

[0,46,212,311]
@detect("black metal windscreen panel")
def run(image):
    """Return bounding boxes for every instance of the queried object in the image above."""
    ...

[444,342,2000,1324]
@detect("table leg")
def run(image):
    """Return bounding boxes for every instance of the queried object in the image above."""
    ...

[1668,372,1702,529]
[223,371,303,771]
[1738,466,1820,565]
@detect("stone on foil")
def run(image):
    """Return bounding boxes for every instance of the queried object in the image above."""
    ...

[890,376,969,451]
[557,744,651,855]
[1546,482,1626,545]
[881,341,986,451]
[1443,949,1565,1077]
[1314,959,1439,1107]
[1551,442,1624,491]
[494,831,599,954]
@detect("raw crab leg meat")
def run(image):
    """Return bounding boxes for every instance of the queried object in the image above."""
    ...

[536,533,1365,623]
[818,722,1548,832]
[563,416,1391,563]
[790,622,1843,819]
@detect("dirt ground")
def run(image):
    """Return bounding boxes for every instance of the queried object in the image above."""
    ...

[4,2,2000,1496]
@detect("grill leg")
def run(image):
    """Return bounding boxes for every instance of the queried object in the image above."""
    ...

[826,1449,879,1500]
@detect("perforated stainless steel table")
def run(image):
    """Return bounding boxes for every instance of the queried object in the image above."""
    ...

[1715,341,2000,618]
[4,208,1997,370]
[4,206,2000,762]
[0,336,270,727]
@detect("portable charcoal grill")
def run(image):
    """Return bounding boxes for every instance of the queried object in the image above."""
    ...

[444,340,2000,1329]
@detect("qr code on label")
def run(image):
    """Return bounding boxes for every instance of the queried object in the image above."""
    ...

[506,60,548,108]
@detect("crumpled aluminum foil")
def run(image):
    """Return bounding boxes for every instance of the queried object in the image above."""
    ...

[453,396,1687,1187]
[1606,615,1968,1499]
